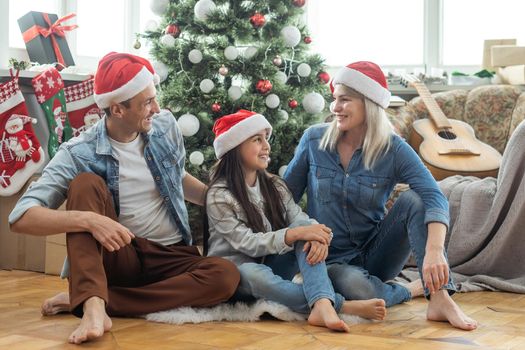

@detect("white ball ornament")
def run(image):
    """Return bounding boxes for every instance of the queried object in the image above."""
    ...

[280,26,301,47]
[265,94,280,109]
[143,19,158,32]
[278,109,289,122]
[278,165,288,177]
[160,34,176,47]
[302,92,326,114]
[150,0,169,16]
[244,46,258,59]
[188,49,203,64]
[224,46,239,60]
[275,71,288,85]
[297,63,311,77]
[194,0,217,21]
[228,86,242,101]
[199,79,215,93]
[151,61,168,82]
[178,113,200,137]
[189,151,205,165]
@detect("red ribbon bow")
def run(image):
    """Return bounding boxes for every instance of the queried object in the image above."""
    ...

[22,13,78,66]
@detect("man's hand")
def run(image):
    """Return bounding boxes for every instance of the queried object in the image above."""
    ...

[303,241,329,265]
[86,212,135,252]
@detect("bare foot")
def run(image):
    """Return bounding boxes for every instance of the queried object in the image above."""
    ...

[68,296,112,344]
[341,298,386,320]
[427,290,477,331]
[308,298,350,332]
[41,292,70,316]
[407,279,425,298]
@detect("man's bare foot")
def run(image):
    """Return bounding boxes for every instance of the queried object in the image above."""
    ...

[41,292,70,316]
[308,298,350,332]
[408,279,425,298]
[68,296,112,344]
[427,290,477,331]
[341,298,386,320]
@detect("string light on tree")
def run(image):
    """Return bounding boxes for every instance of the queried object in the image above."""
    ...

[250,12,266,28]
[178,113,200,137]
[194,0,217,21]
[189,151,204,165]
[188,49,203,64]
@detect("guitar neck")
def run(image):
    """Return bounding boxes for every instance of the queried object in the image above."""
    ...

[412,82,451,129]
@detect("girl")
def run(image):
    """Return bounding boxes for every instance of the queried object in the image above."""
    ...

[283,61,477,330]
[206,109,386,332]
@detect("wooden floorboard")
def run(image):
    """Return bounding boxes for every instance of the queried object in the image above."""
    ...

[1,270,524,349]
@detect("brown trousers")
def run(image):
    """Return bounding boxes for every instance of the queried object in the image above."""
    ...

[66,173,240,317]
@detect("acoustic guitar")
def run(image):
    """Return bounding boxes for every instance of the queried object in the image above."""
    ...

[400,74,502,180]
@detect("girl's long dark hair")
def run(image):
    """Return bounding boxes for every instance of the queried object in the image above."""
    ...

[204,147,288,254]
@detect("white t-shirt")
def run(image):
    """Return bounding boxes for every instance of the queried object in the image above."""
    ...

[109,135,182,245]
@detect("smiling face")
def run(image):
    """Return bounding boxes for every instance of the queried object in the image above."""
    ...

[238,130,271,174]
[332,84,367,134]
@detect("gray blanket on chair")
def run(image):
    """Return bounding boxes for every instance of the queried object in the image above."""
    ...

[402,120,525,293]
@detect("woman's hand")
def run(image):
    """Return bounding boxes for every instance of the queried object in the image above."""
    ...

[303,241,329,265]
[285,224,332,246]
[422,248,449,294]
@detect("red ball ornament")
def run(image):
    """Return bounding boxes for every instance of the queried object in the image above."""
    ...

[250,12,266,28]
[318,71,330,84]
[303,36,312,44]
[256,79,273,94]
[288,99,298,109]
[292,0,306,7]
[164,23,181,38]
[212,103,221,113]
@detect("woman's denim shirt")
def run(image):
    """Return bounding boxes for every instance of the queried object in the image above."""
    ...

[9,109,192,245]
[283,123,449,263]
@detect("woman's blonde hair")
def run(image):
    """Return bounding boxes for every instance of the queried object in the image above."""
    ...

[319,84,393,170]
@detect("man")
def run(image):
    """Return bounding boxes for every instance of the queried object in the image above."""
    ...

[9,52,240,344]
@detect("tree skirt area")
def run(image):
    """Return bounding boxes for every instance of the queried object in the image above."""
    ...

[146,300,366,325]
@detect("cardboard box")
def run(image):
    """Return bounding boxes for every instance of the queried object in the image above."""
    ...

[44,240,66,276]
[497,65,525,85]
[17,11,75,67]
[491,45,525,67]
[482,39,516,71]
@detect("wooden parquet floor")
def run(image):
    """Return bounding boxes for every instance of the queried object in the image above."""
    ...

[1,270,524,349]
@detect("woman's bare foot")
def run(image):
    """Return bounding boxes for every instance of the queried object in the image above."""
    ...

[408,279,425,298]
[41,292,70,316]
[68,296,112,344]
[341,298,386,320]
[427,290,477,331]
[308,298,350,332]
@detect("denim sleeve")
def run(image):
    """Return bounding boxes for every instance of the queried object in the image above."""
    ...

[8,147,79,225]
[283,129,310,203]
[280,182,317,228]
[393,140,450,228]
[171,114,187,175]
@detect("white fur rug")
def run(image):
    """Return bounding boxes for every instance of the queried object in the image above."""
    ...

[146,300,366,325]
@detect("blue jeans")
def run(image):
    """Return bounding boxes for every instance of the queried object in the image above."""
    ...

[236,241,345,314]
[327,190,456,307]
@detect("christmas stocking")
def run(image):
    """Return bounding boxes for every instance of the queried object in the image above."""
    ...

[32,67,73,158]
[64,78,103,137]
[0,70,45,196]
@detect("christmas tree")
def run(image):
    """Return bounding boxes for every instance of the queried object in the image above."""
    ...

[141,0,331,240]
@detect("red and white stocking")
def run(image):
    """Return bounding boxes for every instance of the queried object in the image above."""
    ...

[0,71,45,196]
[64,78,103,137]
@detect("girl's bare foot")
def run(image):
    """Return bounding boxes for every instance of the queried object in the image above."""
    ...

[341,298,386,320]
[427,290,477,331]
[41,292,70,316]
[308,298,350,332]
[68,296,112,344]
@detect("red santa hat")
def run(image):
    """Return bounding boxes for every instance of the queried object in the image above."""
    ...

[93,52,160,109]
[330,61,391,109]
[213,109,272,159]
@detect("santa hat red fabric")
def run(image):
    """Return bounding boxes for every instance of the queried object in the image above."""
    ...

[213,109,272,159]
[330,61,391,109]
[93,52,160,109]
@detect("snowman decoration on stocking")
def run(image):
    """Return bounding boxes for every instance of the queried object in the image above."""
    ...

[5,114,41,169]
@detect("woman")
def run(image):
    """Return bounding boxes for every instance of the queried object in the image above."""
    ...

[283,61,477,330]
[206,109,386,332]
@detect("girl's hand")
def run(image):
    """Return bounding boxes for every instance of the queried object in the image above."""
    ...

[303,241,329,265]
[286,224,332,245]
[422,248,449,294]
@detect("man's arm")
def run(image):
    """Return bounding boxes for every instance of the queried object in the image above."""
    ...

[182,173,207,206]
[10,206,134,252]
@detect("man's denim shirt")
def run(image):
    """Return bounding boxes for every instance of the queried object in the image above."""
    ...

[283,123,449,263]
[9,109,192,245]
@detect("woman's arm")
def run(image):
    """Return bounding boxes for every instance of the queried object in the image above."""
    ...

[283,129,311,203]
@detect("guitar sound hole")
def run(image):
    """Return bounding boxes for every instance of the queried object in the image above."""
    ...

[438,130,457,140]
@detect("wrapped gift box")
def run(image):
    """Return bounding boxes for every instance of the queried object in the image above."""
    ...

[17,11,76,67]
